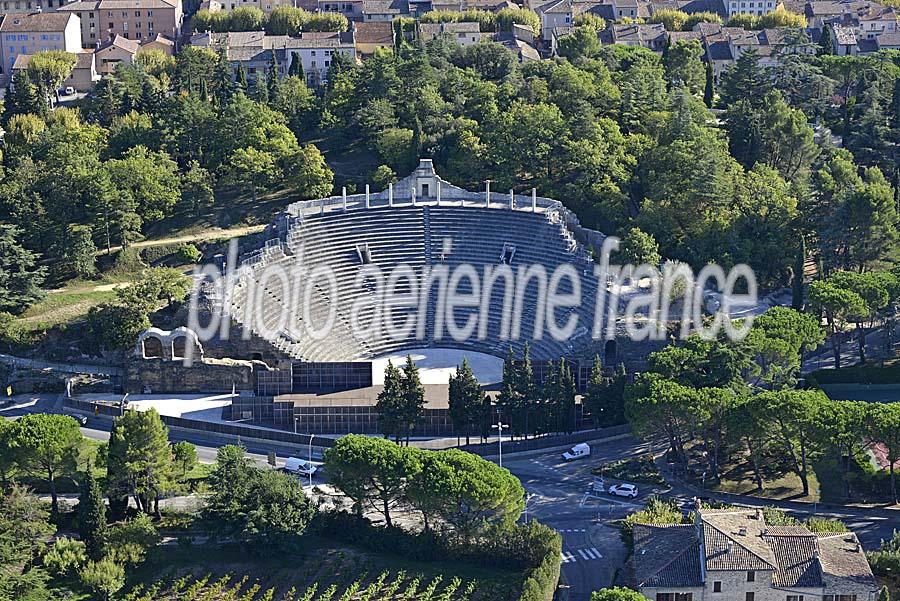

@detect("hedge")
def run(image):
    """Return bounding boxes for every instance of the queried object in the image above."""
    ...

[807,365,900,385]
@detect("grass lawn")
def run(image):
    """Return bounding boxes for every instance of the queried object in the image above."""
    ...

[124,536,525,600]
[714,471,822,502]
[593,455,666,486]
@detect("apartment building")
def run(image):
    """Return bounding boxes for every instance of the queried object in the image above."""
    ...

[57,0,182,47]
[0,12,81,80]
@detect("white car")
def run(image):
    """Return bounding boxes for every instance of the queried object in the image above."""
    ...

[284,457,317,476]
[63,86,75,96]
[608,483,639,498]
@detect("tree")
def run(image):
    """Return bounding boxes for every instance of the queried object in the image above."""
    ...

[703,60,715,107]
[0,225,46,314]
[808,280,866,368]
[63,225,98,280]
[105,513,159,565]
[236,469,316,551]
[205,445,255,523]
[719,48,770,106]
[870,403,900,504]
[756,389,824,496]
[230,6,265,31]
[448,358,487,444]
[662,40,705,94]
[221,146,277,203]
[619,227,660,266]
[85,303,151,352]
[3,70,47,125]
[78,559,124,601]
[818,23,834,56]
[375,360,405,442]
[106,145,181,223]
[558,26,601,61]
[179,160,215,216]
[0,485,55,601]
[284,144,334,199]
[372,164,397,189]
[171,441,197,480]
[399,355,426,444]
[76,471,108,560]
[8,413,82,514]
[648,8,689,30]
[116,267,191,312]
[591,588,646,601]
[266,6,305,35]
[27,51,77,105]
[106,408,173,517]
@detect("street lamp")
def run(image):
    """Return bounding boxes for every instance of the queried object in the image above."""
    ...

[120,393,129,416]
[294,416,298,434]
[493,417,509,468]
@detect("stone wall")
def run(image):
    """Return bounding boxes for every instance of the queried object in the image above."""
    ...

[125,357,270,394]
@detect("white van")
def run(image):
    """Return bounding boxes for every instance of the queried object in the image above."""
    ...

[284,457,317,476]
[562,443,591,461]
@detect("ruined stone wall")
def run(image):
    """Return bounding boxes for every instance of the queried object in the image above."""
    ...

[124,357,270,394]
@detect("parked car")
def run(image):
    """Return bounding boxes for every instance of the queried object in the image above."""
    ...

[284,457,317,476]
[66,413,88,426]
[562,443,591,461]
[608,483,639,498]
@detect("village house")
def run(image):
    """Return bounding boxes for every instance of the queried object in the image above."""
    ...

[633,508,879,601]
[352,20,392,55]
[192,30,356,87]
[94,32,138,73]
[417,20,482,46]
[11,47,99,89]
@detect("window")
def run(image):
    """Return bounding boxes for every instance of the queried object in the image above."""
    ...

[108,21,113,28]
[713,582,722,593]
[655,595,693,601]
[747,571,755,582]
[787,596,804,601]
[107,10,112,16]
[134,10,139,15]
[147,9,152,15]
[823,597,857,601]
[746,594,755,601]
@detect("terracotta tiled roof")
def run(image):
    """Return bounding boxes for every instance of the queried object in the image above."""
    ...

[0,12,76,32]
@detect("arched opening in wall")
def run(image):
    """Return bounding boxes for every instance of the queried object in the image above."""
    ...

[251,352,263,362]
[171,336,187,360]
[142,336,164,359]
[604,339,617,366]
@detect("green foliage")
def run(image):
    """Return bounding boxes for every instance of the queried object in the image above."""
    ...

[6,413,82,514]
[621,498,688,549]
[76,470,108,560]
[105,513,160,565]
[86,303,150,352]
[172,441,198,479]
[591,588,646,601]
[79,558,125,601]
[619,227,660,266]
[42,537,87,576]
[206,445,316,550]
[106,409,173,517]
[173,243,202,265]
[0,225,46,314]
[448,358,488,443]
[726,6,806,29]
[0,485,55,600]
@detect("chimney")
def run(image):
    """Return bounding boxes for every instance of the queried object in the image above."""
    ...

[738,527,747,536]
[755,509,763,521]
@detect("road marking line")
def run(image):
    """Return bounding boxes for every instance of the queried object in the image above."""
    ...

[577,549,591,560]
[560,551,576,563]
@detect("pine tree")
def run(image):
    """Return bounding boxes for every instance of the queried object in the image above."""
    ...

[76,471,108,560]
[559,359,577,433]
[584,355,607,428]
[3,70,47,126]
[703,60,715,108]
[375,360,405,443]
[400,355,425,445]
[877,586,890,601]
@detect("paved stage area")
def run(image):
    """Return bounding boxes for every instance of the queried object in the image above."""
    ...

[371,347,503,385]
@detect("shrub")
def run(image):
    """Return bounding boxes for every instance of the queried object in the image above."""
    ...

[43,537,87,575]
[79,559,125,601]
[110,247,146,274]
[621,498,688,550]
[173,243,202,265]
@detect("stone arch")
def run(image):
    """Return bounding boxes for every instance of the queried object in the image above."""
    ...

[604,339,617,366]
[142,336,164,359]
[171,336,187,360]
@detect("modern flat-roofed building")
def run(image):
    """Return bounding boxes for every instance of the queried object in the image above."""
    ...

[57,0,182,47]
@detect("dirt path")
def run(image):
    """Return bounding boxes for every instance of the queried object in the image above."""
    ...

[96,224,266,256]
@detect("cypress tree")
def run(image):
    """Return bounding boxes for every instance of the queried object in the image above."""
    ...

[818,23,834,56]
[235,62,248,93]
[267,49,279,100]
[375,360,404,443]
[76,471,108,560]
[400,355,425,445]
[448,358,485,445]
[703,60,715,108]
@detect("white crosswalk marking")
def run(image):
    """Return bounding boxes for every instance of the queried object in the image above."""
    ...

[577,549,591,560]
[560,551,576,563]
